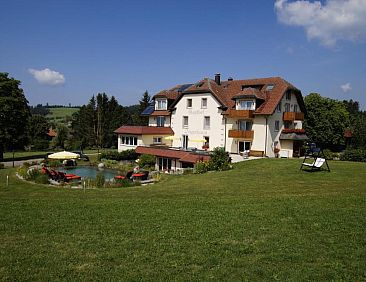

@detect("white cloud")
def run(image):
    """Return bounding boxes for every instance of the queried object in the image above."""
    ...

[28,68,65,86]
[275,0,366,47]
[341,82,352,93]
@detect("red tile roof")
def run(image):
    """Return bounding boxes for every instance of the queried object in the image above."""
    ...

[135,146,210,164]
[153,84,183,100]
[114,126,174,135]
[47,128,57,137]
[156,76,305,116]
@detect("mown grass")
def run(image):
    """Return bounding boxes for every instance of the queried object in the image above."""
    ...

[0,159,365,280]
[47,107,79,119]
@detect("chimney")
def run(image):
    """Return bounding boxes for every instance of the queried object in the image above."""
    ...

[215,73,221,85]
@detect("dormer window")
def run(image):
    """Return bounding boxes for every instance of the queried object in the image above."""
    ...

[266,84,274,91]
[237,99,255,110]
[155,99,167,110]
[286,92,291,101]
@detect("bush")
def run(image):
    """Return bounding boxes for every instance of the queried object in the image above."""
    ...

[340,148,366,162]
[33,139,49,150]
[48,160,62,168]
[99,149,138,161]
[0,163,4,169]
[209,147,231,171]
[115,178,133,187]
[26,168,42,181]
[194,161,210,174]
[95,173,105,188]
[138,154,155,168]
[35,174,49,184]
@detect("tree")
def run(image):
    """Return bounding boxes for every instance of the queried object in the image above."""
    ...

[137,90,151,125]
[343,99,366,149]
[51,124,69,149]
[28,114,50,150]
[304,93,350,150]
[0,73,30,160]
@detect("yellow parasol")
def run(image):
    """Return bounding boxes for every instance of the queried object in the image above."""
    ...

[47,151,80,159]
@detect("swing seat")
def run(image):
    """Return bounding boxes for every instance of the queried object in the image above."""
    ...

[302,158,325,170]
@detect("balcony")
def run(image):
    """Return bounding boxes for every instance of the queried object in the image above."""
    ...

[227,109,254,119]
[283,112,304,121]
[228,130,254,140]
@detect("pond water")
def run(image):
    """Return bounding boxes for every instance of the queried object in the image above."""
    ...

[58,166,118,180]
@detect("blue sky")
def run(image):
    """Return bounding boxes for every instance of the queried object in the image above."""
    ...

[1,0,366,108]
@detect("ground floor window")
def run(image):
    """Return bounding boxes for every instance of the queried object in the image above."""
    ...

[238,141,251,153]
[158,157,172,171]
[153,136,162,144]
[121,136,138,146]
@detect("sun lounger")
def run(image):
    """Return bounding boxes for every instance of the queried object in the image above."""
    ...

[301,158,326,171]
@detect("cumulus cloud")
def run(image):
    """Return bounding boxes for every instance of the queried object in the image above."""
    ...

[28,68,65,86]
[341,82,352,93]
[275,0,366,47]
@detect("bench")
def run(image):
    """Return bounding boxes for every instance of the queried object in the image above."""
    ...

[249,150,264,157]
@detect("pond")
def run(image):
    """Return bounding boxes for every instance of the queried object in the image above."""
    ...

[57,166,118,180]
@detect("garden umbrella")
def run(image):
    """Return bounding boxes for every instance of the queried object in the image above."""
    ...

[48,151,80,160]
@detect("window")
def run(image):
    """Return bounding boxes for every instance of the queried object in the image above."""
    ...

[153,136,162,144]
[182,135,188,149]
[275,121,280,132]
[293,104,298,112]
[156,116,165,127]
[266,84,274,91]
[121,136,138,146]
[239,120,252,131]
[201,98,207,109]
[183,116,188,128]
[203,136,209,148]
[238,100,255,110]
[276,102,282,113]
[204,116,210,129]
[156,99,167,110]
[286,92,291,101]
[285,103,290,112]
[187,98,192,108]
[158,157,172,171]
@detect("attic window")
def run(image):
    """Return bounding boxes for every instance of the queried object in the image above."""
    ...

[195,82,204,88]
[266,84,274,91]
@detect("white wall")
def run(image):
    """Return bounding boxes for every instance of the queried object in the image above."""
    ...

[170,93,225,150]
[117,134,172,152]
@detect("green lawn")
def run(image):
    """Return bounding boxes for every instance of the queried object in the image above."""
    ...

[0,159,365,280]
[47,107,79,119]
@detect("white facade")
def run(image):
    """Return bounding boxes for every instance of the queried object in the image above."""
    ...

[170,93,225,150]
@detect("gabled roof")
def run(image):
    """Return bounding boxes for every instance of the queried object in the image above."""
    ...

[149,76,305,116]
[135,146,210,164]
[114,126,174,135]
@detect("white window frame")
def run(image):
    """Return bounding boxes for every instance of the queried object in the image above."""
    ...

[238,120,253,131]
[204,116,210,129]
[183,116,188,128]
[156,116,165,127]
[155,99,167,110]
[201,98,207,109]
[121,135,138,146]
[153,136,162,144]
[276,102,282,113]
[286,92,291,101]
[293,104,298,113]
[285,103,290,112]
[237,99,255,110]
[187,98,192,109]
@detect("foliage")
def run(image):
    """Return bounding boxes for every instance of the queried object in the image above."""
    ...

[95,173,105,188]
[28,114,50,150]
[114,178,134,187]
[194,161,210,174]
[135,91,151,125]
[340,148,366,162]
[209,147,231,171]
[35,174,49,184]
[0,73,30,160]
[343,99,366,149]
[50,124,69,149]
[99,149,138,161]
[47,160,62,168]
[322,149,339,160]
[183,168,193,175]
[304,93,350,150]
[138,154,155,168]
[0,163,4,169]
[29,104,50,116]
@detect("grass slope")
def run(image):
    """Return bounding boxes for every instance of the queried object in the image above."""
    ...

[0,159,365,280]
[46,107,79,123]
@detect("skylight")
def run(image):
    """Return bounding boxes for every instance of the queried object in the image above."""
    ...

[266,84,274,91]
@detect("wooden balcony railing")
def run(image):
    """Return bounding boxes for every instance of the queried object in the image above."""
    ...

[228,130,254,140]
[283,112,304,121]
[227,109,254,119]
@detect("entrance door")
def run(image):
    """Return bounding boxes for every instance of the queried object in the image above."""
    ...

[238,141,251,153]
[293,141,303,157]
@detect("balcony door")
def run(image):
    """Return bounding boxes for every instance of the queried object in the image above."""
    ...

[238,141,251,153]
[238,120,252,131]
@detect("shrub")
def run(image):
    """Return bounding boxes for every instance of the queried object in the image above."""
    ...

[340,148,366,162]
[322,149,339,160]
[17,166,28,178]
[95,173,105,188]
[194,161,210,174]
[0,163,4,169]
[115,178,133,187]
[138,154,155,168]
[209,147,231,171]
[26,168,42,181]
[48,160,61,168]
[35,174,49,184]
[99,150,138,161]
